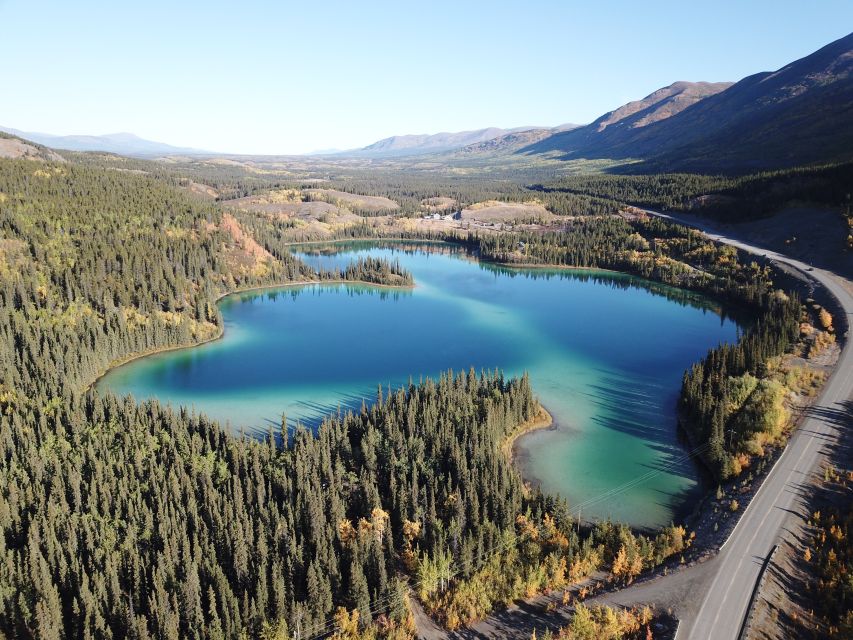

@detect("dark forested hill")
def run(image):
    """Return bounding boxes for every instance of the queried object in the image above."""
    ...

[524,32,853,172]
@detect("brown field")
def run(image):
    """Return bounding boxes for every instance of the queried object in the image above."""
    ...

[421,196,458,211]
[303,188,399,211]
[0,138,65,162]
[460,200,554,224]
[224,188,403,243]
[401,217,465,235]
[187,181,219,200]
[227,194,341,219]
[281,214,405,243]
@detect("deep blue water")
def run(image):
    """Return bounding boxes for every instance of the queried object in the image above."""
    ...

[98,241,740,527]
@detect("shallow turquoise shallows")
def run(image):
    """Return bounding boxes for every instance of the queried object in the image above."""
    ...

[97,242,741,528]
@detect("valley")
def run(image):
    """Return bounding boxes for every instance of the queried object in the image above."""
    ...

[0,18,850,640]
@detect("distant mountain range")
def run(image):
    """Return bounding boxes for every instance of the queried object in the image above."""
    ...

[0,128,210,157]
[3,32,850,172]
[354,32,852,171]
[351,125,578,157]
[520,32,853,171]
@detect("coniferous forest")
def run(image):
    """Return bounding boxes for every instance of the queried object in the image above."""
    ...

[0,158,431,638]
[0,153,816,638]
[3,12,852,640]
[0,158,674,638]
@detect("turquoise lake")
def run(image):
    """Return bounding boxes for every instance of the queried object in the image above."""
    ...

[97,241,741,529]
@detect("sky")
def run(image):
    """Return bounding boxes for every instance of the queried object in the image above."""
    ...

[1,0,851,155]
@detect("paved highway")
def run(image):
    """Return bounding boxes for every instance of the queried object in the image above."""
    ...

[648,211,853,640]
[411,212,852,639]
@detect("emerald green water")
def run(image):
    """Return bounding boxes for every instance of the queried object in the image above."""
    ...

[97,241,741,528]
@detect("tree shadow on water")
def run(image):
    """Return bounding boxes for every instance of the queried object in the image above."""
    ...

[247,389,374,438]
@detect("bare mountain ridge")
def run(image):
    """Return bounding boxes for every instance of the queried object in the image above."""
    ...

[524,32,853,171]
[525,81,732,155]
[354,127,532,156]
[457,124,581,155]
[594,81,734,131]
[353,125,577,157]
[637,32,853,170]
[452,82,730,158]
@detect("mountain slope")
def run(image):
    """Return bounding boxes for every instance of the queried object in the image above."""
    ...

[0,127,210,156]
[351,126,548,157]
[525,32,853,171]
[641,32,853,171]
[524,81,732,156]
[0,132,66,162]
[457,123,580,155]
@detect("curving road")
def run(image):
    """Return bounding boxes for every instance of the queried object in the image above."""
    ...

[647,211,853,639]
[411,211,852,639]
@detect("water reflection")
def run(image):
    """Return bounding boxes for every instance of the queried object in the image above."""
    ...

[98,240,743,528]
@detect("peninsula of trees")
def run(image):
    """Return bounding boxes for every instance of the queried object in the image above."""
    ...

[0,151,827,638]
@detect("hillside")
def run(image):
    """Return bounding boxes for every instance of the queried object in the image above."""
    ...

[0,132,65,162]
[352,126,551,157]
[0,127,210,156]
[527,81,732,156]
[524,32,853,171]
[642,32,853,171]
[457,123,579,155]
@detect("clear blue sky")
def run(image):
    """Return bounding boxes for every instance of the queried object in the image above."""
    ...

[1,0,850,154]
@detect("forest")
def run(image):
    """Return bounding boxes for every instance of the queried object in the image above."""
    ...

[802,470,853,637]
[534,162,853,222]
[0,158,686,638]
[0,152,817,638]
[530,604,661,640]
[0,158,421,638]
[65,145,852,227]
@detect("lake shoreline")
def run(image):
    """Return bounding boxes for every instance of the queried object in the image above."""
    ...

[87,277,415,393]
[485,261,624,275]
[292,237,715,289]
[503,404,554,469]
[89,245,640,398]
[92,241,737,529]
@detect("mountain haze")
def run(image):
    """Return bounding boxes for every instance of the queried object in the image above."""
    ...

[0,127,211,157]
[457,124,580,154]
[352,126,573,157]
